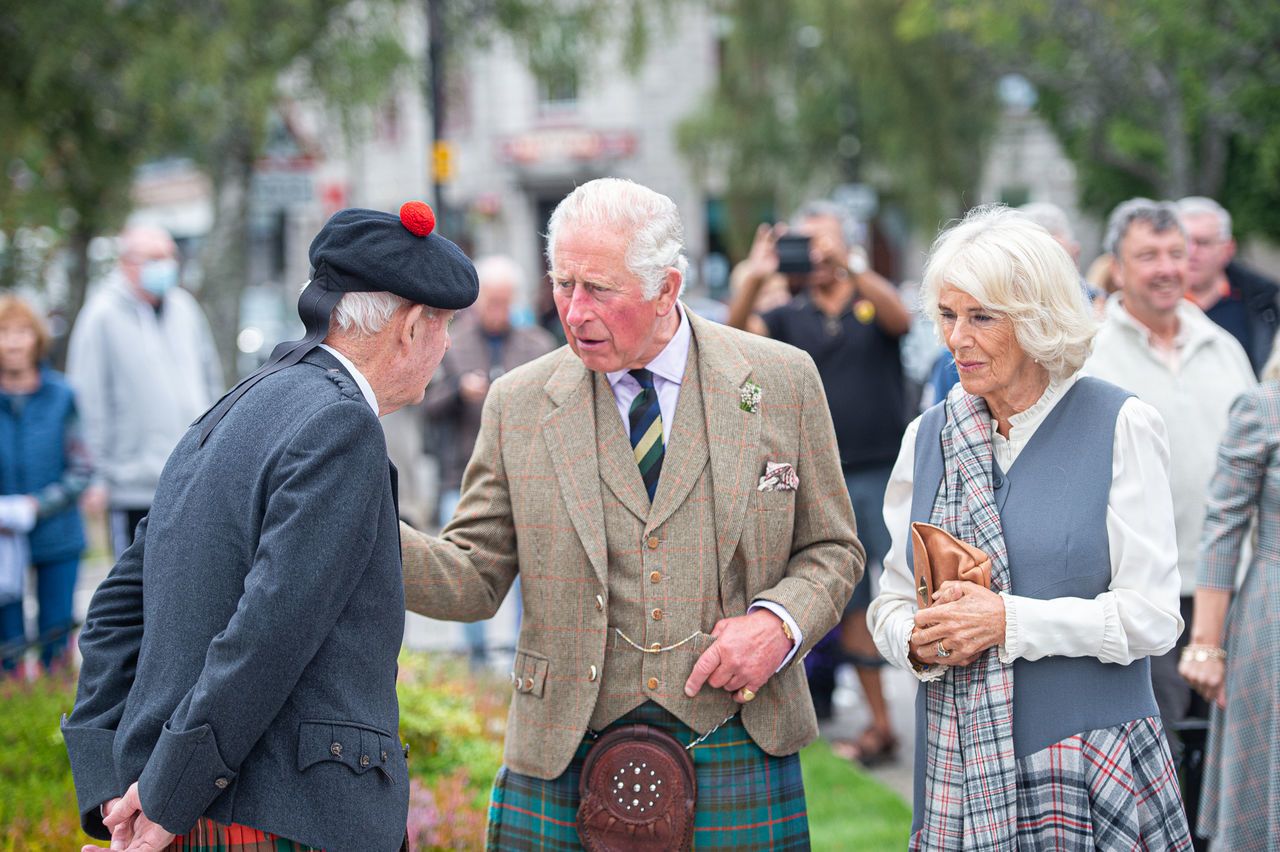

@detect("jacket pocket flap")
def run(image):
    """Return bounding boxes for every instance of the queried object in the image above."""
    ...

[514,649,549,698]
[298,720,396,780]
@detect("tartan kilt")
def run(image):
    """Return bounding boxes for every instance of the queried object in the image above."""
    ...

[486,702,809,850]
[1013,716,1192,851]
[166,819,323,850]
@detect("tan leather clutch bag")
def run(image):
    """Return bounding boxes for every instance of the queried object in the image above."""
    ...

[910,522,992,608]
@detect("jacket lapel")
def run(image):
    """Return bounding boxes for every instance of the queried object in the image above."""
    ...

[689,313,762,574]
[540,353,610,587]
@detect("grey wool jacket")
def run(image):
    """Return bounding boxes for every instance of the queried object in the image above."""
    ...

[62,348,409,852]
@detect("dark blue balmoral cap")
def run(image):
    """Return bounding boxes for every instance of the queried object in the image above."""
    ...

[308,202,479,309]
[194,201,476,445]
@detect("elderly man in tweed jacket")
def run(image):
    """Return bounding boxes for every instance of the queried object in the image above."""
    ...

[63,204,477,852]
[401,178,863,850]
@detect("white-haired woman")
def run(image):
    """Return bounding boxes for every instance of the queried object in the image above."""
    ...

[1180,331,1280,849]
[868,205,1192,849]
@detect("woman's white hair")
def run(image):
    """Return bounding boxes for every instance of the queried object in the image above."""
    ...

[545,178,689,300]
[921,204,1097,380]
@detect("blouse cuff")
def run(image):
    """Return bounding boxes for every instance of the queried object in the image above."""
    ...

[998,592,1021,664]
[1094,593,1128,664]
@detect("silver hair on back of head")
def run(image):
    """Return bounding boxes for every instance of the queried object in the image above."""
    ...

[921,204,1097,381]
[1104,198,1184,258]
[1262,330,1280,383]
[545,178,689,300]
[329,290,412,337]
[1176,196,1233,240]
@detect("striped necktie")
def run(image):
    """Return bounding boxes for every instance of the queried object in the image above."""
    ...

[628,368,664,502]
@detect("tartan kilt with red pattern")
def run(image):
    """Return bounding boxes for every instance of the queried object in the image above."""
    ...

[165,819,323,850]
[486,702,809,851]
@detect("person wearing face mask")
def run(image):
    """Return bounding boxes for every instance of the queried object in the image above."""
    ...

[66,225,223,557]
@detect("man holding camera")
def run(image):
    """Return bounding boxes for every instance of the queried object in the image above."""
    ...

[727,199,911,765]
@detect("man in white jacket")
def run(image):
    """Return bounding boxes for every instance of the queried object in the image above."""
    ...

[1084,197,1255,759]
[67,225,223,557]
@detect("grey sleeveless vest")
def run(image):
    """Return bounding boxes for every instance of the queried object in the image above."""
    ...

[908,378,1159,830]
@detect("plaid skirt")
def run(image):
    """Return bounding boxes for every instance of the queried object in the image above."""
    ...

[1013,716,1192,851]
[486,702,809,850]
[166,819,322,850]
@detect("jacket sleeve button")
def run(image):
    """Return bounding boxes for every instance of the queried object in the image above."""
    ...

[214,777,229,789]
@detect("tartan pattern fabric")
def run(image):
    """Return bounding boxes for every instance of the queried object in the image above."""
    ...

[628,368,665,501]
[912,390,1019,851]
[1014,716,1191,850]
[1196,384,1280,849]
[167,819,322,850]
[401,309,861,779]
[486,702,809,851]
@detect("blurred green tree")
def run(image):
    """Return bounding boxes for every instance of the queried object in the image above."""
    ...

[0,2,149,308]
[678,0,999,257]
[901,0,1280,239]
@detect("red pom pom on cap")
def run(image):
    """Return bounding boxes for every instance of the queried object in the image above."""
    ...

[399,201,436,237]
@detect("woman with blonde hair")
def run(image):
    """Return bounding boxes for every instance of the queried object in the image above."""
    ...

[869,205,1191,848]
[0,295,92,673]
[1181,330,1280,849]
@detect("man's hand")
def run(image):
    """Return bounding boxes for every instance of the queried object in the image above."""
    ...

[741,224,782,284]
[91,782,175,852]
[910,580,1006,667]
[684,610,793,703]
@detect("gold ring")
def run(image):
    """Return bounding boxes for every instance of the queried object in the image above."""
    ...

[739,688,756,702]
[936,641,952,659]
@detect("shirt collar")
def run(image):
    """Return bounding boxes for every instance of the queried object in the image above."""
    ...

[606,301,691,389]
[319,344,380,414]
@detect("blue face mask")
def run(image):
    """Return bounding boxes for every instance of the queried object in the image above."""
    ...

[140,259,179,298]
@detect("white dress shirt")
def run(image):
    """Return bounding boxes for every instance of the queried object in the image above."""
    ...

[319,344,379,415]
[868,372,1185,681]
[604,303,803,668]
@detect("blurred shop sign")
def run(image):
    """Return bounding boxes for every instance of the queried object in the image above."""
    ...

[251,165,314,216]
[499,129,637,166]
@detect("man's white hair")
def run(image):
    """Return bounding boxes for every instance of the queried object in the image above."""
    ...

[921,204,1097,381]
[545,178,689,300]
[298,279,419,337]
[1176,196,1233,241]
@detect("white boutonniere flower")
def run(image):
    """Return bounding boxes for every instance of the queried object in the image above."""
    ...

[739,380,761,414]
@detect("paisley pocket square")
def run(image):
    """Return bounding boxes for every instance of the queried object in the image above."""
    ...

[757,461,799,492]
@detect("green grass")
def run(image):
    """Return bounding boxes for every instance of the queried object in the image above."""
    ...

[801,739,912,850]
[0,672,83,849]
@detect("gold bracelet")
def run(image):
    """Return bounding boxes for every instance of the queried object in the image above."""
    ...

[1180,644,1227,663]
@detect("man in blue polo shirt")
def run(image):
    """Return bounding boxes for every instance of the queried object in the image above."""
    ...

[728,199,911,764]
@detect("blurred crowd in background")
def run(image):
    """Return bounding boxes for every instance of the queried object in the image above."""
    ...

[3,1,1279,847]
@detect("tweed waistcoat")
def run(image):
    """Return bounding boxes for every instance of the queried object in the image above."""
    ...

[589,336,740,732]
[910,378,1158,766]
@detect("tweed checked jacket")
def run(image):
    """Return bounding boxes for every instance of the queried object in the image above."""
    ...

[402,309,862,780]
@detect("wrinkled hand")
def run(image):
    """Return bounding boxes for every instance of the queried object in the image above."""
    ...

[684,611,792,702]
[91,782,175,852]
[1179,655,1226,709]
[910,581,1005,667]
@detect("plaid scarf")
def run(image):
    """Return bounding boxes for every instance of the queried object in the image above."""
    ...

[912,391,1019,851]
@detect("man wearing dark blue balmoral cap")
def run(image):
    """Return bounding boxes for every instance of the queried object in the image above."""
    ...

[64,203,477,852]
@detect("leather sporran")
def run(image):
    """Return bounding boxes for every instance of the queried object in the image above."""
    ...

[911,521,992,609]
[576,723,696,851]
